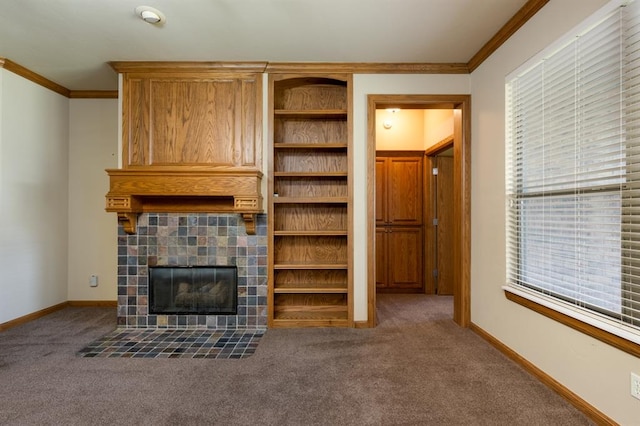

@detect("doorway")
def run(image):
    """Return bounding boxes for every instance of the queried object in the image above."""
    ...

[366,95,471,327]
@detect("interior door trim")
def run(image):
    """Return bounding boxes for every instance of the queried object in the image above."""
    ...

[366,95,471,327]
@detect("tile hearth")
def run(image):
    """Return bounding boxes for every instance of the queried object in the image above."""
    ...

[78,329,264,359]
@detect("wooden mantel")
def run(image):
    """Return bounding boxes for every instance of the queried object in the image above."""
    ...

[106,169,263,234]
[105,61,264,235]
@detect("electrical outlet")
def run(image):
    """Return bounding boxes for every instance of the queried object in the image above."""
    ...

[89,274,99,287]
[632,372,640,401]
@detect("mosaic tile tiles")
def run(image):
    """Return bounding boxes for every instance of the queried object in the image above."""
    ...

[117,213,268,330]
[77,328,265,359]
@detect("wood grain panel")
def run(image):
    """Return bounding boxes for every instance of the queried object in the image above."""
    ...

[375,159,387,225]
[240,78,261,167]
[274,119,347,144]
[68,90,118,99]
[274,294,348,320]
[276,81,347,110]
[377,226,424,291]
[274,205,347,231]
[274,149,347,173]
[126,78,149,166]
[274,177,347,198]
[436,156,454,295]
[266,62,469,74]
[387,227,423,290]
[376,228,388,289]
[275,294,347,306]
[274,236,347,264]
[388,157,423,225]
[149,79,234,165]
[274,308,348,321]
[111,61,268,73]
[122,72,261,170]
[274,270,348,289]
[107,170,261,196]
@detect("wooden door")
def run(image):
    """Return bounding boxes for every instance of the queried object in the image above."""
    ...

[435,156,454,295]
[376,154,423,225]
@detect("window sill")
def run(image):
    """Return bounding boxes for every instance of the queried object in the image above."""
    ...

[503,285,640,358]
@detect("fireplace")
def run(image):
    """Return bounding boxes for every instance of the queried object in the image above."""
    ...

[117,212,267,329]
[149,266,237,315]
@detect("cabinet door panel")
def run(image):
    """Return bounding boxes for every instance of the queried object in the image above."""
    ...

[376,228,388,288]
[388,158,423,225]
[388,227,423,290]
[124,75,261,169]
[375,159,387,225]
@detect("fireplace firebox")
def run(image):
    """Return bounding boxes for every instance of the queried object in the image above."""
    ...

[149,266,237,315]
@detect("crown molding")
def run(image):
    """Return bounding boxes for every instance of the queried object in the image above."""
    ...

[109,61,269,74]
[0,57,70,97]
[265,62,469,74]
[467,0,550,72]
[68,90,118,99]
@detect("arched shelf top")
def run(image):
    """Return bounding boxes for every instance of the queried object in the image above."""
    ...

[274,76,347,90]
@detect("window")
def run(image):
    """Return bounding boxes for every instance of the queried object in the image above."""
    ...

[505,0,640,351]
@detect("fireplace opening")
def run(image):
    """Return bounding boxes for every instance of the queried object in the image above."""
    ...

[149,266,237,315]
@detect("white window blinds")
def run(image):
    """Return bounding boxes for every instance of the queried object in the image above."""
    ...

[506,0,640,329]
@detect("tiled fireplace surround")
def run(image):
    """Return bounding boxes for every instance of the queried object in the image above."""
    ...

[117,213,267,330]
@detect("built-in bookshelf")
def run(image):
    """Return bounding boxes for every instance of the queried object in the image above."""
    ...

[267,75,352,327]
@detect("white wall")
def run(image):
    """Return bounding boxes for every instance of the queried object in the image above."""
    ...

[470,0,639,422]
[375,109,425,150]
[375,109,454,151]
[352,74,470,320]
[67,99,118,301]
[424,109,453,148]
[0,69,69,323]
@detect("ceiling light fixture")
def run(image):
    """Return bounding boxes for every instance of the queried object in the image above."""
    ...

[383,108,400,129]
[135,6,166,25]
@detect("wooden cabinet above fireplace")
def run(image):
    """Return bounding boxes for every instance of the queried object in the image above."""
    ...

[106,62,267,234]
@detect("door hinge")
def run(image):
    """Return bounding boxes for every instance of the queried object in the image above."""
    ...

[433,269,439,277]
[432,167,439,175]
[433,218,439,226]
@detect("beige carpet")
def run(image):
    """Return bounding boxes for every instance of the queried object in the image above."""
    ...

[0,294,593,425]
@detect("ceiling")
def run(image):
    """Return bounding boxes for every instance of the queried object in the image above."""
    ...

[0,0,530,91]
